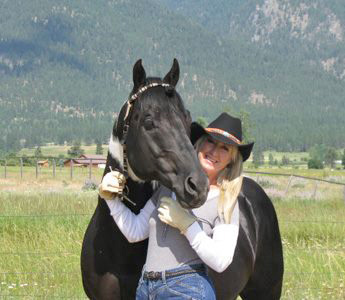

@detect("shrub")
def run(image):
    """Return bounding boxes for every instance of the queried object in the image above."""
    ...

[307,158,323,169]
[82,179,98,191]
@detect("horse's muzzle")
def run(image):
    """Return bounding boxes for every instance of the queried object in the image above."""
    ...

[178,172,209,209]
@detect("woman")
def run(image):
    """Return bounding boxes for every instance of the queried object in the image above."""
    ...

[99,112,254,299]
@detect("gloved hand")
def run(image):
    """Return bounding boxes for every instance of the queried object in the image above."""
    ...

[158,196,197,234]
[99,170,126,200]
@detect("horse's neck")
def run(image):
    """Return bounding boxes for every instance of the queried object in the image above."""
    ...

[104,133,154,213]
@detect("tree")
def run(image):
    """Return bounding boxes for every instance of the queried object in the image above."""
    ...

[196,116,208,128]
[308,158,323,169]
[324,147,337,168]
[238,110,254,144]
[342,149,345,169]
[96,140,104,155]
[35,146,42,158]
[309,144,326,163]
[281,155,290,166]
[252,148,264,168]
[68,141,84,157]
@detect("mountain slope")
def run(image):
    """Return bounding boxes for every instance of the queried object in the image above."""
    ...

[1,0,345,152]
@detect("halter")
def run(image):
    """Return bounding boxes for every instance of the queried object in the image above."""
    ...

[115,82,173,206]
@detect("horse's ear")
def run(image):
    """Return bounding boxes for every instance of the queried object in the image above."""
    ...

[133,59,146,90]
[163,58,179,87]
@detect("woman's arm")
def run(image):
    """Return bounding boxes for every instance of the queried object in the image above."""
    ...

[184,202,240,273]
[105,199,155,243]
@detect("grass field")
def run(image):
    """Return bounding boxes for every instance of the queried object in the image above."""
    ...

[17,144,109,158]
[0,169,344,299]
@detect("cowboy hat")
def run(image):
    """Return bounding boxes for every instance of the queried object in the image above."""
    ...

[191,112,254,162]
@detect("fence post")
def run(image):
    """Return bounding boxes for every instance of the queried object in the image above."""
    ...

[53,159,56,178]
[20,158,23,179]
[36,160,38,179]
[70,160,73,180]
[89,159,92,179]
[285,175,293,195]
[4,160,7,179]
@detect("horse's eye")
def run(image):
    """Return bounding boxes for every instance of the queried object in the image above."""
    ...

[144,117,154,130]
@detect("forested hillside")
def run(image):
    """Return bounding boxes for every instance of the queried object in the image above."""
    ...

[1,0,344,153]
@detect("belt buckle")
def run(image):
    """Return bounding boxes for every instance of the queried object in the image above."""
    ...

[146,271,160,280]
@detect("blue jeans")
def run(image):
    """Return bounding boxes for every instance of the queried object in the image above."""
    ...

[136,264,216,300]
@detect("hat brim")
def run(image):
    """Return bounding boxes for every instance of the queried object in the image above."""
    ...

[190,122,254,162]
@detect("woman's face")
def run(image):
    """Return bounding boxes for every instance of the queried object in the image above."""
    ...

[198,136,237,180]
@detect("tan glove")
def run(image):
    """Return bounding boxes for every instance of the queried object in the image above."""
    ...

[99,170,126,200]
[158,196,197,234]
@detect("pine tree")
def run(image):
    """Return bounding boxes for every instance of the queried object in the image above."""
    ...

[96,140,104,155]
[238,110,254,144]
[35,146,42,158]
[68,141,84,157]
[252,148,264,168]
[281,155,290,166]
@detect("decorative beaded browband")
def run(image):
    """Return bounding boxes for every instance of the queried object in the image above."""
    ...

[123,82,172,123]
[205,128,242,144]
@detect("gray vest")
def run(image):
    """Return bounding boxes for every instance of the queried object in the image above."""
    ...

[145,186,220,272]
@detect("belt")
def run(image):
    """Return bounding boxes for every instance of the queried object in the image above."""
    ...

[143,266,205,280]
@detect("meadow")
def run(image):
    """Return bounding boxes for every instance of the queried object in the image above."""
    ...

[0,165,344,299]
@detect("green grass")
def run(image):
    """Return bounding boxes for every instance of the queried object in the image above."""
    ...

[275,197,345,299]
[0,174,344,299]
[0,166,104,188]
[0,190,96,299]
[17,144,108,158]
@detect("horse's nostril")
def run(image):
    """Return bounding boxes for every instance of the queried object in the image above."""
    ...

[185,176,197,195]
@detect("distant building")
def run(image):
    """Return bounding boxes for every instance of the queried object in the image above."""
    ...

[38,160,49,167]
[64,154,106,168]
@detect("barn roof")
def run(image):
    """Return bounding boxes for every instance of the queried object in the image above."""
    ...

[79,154,106,160]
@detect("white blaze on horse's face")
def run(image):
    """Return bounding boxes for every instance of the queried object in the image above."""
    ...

[108,133,144,182]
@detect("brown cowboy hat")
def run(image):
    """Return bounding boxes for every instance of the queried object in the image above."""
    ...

[191,112,254,162]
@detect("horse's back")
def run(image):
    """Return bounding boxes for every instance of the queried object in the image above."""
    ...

[210,177,283,300]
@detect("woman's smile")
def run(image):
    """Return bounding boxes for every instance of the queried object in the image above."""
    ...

[204,154,218,164]
[198,137,235,184]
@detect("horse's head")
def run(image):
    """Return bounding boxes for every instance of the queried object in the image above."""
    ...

[111,59,208,208]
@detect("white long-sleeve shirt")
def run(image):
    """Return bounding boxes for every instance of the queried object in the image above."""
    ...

[106,188,239,273]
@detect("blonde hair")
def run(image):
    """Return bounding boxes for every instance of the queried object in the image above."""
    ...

[195,135,243,224]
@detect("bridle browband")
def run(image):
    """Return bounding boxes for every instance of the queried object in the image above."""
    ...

[115,82,173,206]
[120,82,172,145]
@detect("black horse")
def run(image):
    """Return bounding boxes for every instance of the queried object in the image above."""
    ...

[81,59,284,300]
[81,59,209,299]
[208,177,284,299]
